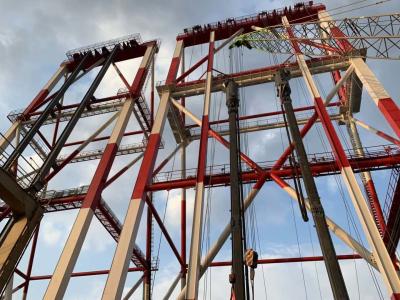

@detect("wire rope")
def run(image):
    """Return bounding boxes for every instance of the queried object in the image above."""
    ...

[151,128,178,294]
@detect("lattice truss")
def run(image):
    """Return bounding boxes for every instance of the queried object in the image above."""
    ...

[0,2,400,300]
[233,13,400,60]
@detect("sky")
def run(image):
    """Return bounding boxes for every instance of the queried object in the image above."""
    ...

[0,0,400,299]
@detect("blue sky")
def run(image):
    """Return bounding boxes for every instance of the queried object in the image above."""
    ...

[1,0,400,299]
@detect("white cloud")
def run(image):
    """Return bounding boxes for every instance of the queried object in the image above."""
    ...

[81,219,114,253]
[0,30,17,48]
[41,219,62,246]
[40,211,76,247]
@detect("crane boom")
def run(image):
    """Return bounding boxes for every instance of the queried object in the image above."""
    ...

[231,13,400,60]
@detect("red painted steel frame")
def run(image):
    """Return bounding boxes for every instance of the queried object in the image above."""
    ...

[22,226,40,297]
[4,2,400,298]
[177,2,325,47]
[1,39,160,298]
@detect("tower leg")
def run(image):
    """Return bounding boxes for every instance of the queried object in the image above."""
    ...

[102,40,183,300]
[43,45,156,300]
[186,31,215,300]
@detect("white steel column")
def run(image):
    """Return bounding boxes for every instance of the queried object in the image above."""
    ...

[163,273,181,300]
[43,99,133,300]
[177,177,265,300]
[102,92,171,300]
[185,31,215,300]
[347,117,386,235]
[0,122,20,154]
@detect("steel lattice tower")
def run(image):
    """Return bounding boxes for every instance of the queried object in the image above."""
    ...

[0,2,400,299]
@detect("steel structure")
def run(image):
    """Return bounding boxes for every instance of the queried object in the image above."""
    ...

[0,2,400,299]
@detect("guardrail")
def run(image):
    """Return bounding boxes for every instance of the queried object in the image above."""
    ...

[153,144,400,182]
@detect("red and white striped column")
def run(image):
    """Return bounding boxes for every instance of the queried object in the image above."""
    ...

[282,15,400,299]
[185,31,215,300]
[43,45,156,300]
[23,64,67,117]
[320,10,388,238]
[0,65,67,153]
[102,40,184,300]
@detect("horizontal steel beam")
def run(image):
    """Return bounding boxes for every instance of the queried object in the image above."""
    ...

[177,2,325,47]
[209,254,362,267]
[29,266,146,281]
[157,57,350,99]
[150,151,400,191]
[189,113,342,140]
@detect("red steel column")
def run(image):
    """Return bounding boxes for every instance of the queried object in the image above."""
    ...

[185,31,215,300]
[22,226,40,300]
[43,44,156,300]
[282,15,400,299]
[102,40,184,300]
